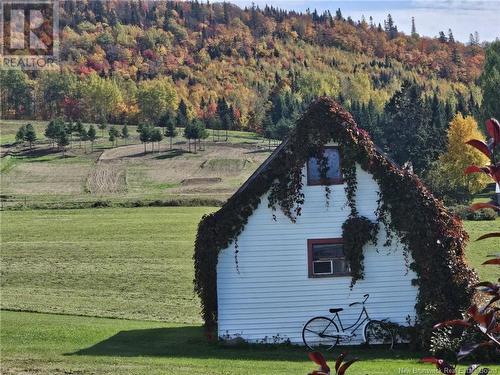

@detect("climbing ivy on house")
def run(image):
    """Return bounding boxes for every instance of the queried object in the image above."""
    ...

[342,216,379,287]
[194,97,477,346]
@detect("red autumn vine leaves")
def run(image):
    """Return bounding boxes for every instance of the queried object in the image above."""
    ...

[308,352,358,375]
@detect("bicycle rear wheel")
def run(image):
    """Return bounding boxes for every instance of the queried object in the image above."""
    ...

[363,320,394,350]
[302,316,340,351]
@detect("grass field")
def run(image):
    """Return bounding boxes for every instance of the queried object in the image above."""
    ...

[0,311,442,375]
[461,220,499,281]
[1,207,498,374]
[1,120,271,206]
[1,207,214,322]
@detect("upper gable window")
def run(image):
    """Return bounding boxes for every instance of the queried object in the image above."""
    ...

[307,147,342,185]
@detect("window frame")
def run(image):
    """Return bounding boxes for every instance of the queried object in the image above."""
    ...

[307,238,350,278]
[306,146,343,186]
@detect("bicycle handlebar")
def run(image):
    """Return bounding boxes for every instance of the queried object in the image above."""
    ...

[349,294,370,307]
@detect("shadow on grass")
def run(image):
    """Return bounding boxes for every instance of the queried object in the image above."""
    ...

[245,148,274,154]
[154,149,189,160]
[15,147,64,160]
[68,326,421,362]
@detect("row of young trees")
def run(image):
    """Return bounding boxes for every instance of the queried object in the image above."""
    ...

[44,119,97,155]
[15,116,213,156]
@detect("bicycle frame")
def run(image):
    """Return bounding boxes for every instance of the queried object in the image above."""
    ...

[330,305,370,337]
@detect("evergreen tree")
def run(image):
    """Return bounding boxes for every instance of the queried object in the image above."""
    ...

[57,130,70,157]
[24,124,37,149]
[411,17,417,37]
[456,92,468,116]
[109,132,116,146]
[15,123,38,149]
[80,126,89,152]
[429,93,447,152]
[467,93,480,120]
[262,113,275,149]
[384,14,398,39]
[444,101,454,124]
[273,117,293,140]
[176,99,189,128]
[139,125,152,153]
[384,81,435,173]
[75,121,85,148]
[164,115,178,149]
[469,33,476,46]
[184,121,197,152]
[479,41,500,122]
[65,121,75,148]
[451,47,463,66]
[474,31,480,45]
[45,118,65,147]
[335,8,343,21]
[87,125,97,151]
[216,97,232,141]
[196,119,209,151]
[208,115,222,142]
[150,128,163,153]
[121,125,129,145]
[98,122,107,138]
[438,31,447,43]
[15,125,27,144]
[108,126,120,147]
[448,28,455,44]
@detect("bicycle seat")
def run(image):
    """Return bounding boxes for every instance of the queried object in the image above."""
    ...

[329,308,343,313]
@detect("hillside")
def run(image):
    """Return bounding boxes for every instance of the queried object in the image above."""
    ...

[0,119,271,208]
[1,0,484,129]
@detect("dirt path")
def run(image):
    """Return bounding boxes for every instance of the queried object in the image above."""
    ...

[86,161,126,194]
[86,141,272,197]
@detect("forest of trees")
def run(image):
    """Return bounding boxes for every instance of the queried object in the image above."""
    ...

[1,0,498,202]
[1,1,487,124]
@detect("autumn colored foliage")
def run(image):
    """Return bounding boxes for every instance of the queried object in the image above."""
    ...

[0,0,485,132]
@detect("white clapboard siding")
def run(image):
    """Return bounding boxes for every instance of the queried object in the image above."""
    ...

[217,164,418,345]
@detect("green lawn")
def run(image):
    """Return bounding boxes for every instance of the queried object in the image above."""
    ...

[1,207,216,322]
[463,219,499,282]
[3,311,489,375]
[1,207,498,374]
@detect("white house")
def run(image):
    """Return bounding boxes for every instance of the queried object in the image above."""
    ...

[194,98,477,345]
[216,163,417,344]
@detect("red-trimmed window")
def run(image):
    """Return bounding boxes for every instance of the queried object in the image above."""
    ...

[307,147,343,186]
[307,239,350,278]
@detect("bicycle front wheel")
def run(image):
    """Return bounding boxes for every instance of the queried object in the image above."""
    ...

[302,316,339,351]
[363,320,394,350]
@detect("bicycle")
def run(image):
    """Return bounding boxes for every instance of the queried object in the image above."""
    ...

[302,294,395,350]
